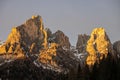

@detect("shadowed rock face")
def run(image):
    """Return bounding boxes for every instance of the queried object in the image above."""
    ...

[113,41,120,57]
[52,30,71,49]
[90,41,120,80]
[76,34,90,53]
[0,58,69,80]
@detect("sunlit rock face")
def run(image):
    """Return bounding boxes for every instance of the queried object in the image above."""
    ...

[86,27,112,66]
[0,15,45,58]
[0,44,6,54]
[38,28,78,73]
[0,15,77,74]
[0,28,21,54]
[76,34,90,53]
[0,15,120,80]
[39,43,58,67]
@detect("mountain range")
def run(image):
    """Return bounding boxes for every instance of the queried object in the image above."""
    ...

[0,15,120,80]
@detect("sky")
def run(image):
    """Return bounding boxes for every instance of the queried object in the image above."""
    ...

[0,0,120,45]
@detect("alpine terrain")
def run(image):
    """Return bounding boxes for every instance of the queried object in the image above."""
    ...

[0,15,120,80]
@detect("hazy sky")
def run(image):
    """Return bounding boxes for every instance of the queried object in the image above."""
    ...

[0,0,120,45]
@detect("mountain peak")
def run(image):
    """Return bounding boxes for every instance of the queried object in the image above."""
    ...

[0,16,120,80]
[0,15,45,57]
[86,27,112,66]
[31,15,39,19]
[0,15,71,59]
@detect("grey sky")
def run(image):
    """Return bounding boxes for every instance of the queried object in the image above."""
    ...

[0,0,120,45]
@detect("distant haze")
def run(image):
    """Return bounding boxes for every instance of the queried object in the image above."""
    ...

[0,0,120,45]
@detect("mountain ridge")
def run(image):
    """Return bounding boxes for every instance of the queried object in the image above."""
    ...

[0,15,120,80]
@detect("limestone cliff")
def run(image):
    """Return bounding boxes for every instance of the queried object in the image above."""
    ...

[76,34,90,53]
[0,15,45,58]
[113,41,120,58]
[86,27,113,66]
[52,30,71,49]
[0,15,76,73]
[38,29,75,71]
[0,15,120,80]
[39,43,58,67]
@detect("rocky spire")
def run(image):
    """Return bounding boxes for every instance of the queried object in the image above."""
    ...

[76,34,90,53]
[52,30,71,49]
[0,15,45,58]
[86,27,113,66]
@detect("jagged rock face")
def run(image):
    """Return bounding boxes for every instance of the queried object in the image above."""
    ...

[39,47,80,77]
[39,32,77,74]
[113,41,120,58]
[37,28,77,76]
[52,30,71,49]
[91,41,120,80]
[76,34,90,53]
[0,28,21,54]
[1,15,119,80]
[0,15,44,57]
[46,28,52,39]
[0,15,78,75]
[86,27,113,66]
[39,43,58,67]
[9,15,44,45]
